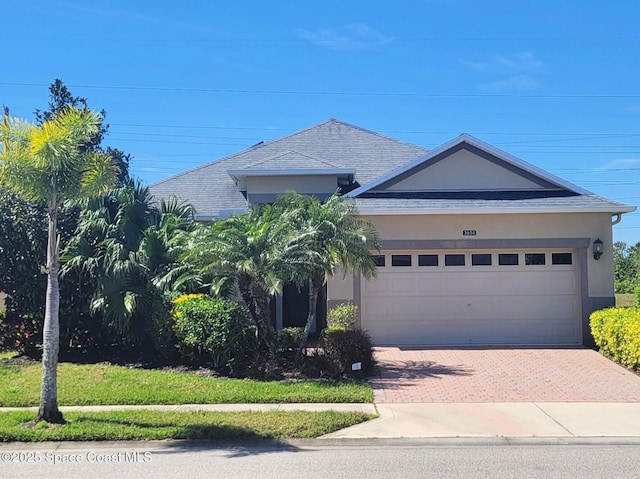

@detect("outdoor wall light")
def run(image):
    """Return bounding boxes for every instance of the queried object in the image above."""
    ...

[593,238,604,260]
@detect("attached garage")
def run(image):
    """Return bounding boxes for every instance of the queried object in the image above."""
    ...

[361,249,581,346]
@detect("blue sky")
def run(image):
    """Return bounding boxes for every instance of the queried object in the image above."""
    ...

[2,1,639,243]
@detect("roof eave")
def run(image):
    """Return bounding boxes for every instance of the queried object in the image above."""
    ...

[356,206,637,216]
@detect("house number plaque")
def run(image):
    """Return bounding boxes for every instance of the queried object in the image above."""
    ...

[462,230,477,236]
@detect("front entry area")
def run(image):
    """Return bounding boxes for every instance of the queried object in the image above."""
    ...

[361,249,581,346]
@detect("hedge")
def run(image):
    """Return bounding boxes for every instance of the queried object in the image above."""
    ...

[590,307,640,370]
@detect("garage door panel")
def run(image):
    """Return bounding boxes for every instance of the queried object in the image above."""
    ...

[371,317,579,346]
[361,249,581,346]
[365,272,576,297]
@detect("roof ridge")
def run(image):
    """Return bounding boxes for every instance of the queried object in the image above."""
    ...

[324,118,429,153]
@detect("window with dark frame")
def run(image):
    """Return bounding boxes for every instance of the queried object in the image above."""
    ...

[471,253,492,266]
[391,254,412,267]
[552,252,572,265]
[444,254,465,266]
[525,253,546,265]
[418,254,439,267]
[498,253,519,266]
[372,255,385,267]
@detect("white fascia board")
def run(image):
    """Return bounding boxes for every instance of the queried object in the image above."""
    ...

[348,133,591,197]
[357,205,637,216]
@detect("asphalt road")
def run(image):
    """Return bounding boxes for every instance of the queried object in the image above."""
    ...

[2,441,640,479]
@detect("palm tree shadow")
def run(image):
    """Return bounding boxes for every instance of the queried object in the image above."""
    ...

[370,360,474,390]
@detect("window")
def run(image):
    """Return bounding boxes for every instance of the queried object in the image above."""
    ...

[552,253,572,265]
[498,253,519,266]
[372,255,385,267]
[525,253,546,265]
[418,254,438,267]
[445,254,465,266]
[391,254,412,267]
[472,253,492,266]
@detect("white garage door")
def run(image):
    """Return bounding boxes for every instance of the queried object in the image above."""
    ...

[361,249,581,346]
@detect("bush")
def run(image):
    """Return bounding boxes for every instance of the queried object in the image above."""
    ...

[635,286,640,307]
[276,327,304,354]
[172,294,256,374]
[327,303,358,330]
[590,307,640,370]
[320,328,375,377]
[0,312,41,357]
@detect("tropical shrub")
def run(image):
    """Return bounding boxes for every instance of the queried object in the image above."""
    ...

[326,303,358,331]
[172,294,256,374]
[0,312,41,357]
[320,328,375,377]
[276,327,304,352]
[590,307,640,370]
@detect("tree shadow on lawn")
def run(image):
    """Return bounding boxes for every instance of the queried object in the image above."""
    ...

[70,415,301,457]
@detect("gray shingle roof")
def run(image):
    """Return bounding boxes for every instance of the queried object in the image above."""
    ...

[149,119,428,220]
[244,150,341,169]
[354,194,635,214]
[149,119,635,218]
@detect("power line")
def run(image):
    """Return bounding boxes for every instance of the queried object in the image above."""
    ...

[2,81,639,99]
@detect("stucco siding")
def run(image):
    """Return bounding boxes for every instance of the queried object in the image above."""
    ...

[364,212,613,298]
[246,175,338,196]
[385,149,545,192]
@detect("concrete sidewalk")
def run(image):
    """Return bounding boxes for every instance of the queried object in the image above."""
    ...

[321,402,640,438]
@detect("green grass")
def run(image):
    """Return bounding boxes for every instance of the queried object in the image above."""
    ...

[615,294,636,308]
[0,358,373,407]
[0,350,16,360]
[0,410,373,442]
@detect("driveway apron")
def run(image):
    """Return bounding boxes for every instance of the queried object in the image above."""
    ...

[371,347,640,403]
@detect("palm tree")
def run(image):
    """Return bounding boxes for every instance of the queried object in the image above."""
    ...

[181,205,311,359]
[63,180,195,342]
[0,107,116,424]
[273,192,379,362]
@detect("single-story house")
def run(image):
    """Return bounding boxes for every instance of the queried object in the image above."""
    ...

[149,119,635,346]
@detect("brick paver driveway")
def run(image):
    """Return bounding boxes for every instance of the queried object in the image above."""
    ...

[371,347,640,403]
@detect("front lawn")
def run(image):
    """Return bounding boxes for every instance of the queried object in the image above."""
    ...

[0,355,373,407]
[0,410,372,442]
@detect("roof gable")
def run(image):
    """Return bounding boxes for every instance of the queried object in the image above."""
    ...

[349,134,590,198]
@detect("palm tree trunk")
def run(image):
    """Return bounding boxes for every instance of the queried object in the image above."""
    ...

[238,275,278,360]
[34,208,65,424]
[296,275,322,364]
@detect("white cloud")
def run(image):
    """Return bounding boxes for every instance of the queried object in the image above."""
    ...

[494,52,544,72]
[460,51,546,92]
[294,23,393,49]
[460,51,545,74]
[600,158,640,170]
[479,75,539,92]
